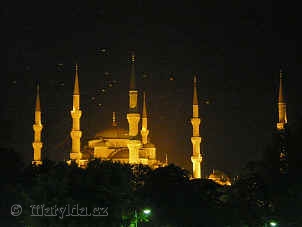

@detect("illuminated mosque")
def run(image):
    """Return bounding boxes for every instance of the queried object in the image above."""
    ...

[32,54,167,169]
[30,52,288,186]
[208,170,232,186]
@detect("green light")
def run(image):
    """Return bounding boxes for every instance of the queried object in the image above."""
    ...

[143,209,151,215]
[269,221,277,226]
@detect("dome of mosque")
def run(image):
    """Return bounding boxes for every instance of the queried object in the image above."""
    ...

[95,126,129,139]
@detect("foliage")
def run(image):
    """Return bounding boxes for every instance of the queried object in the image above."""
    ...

[1,146,302,226]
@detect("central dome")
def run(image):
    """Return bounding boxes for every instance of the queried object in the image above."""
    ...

[95,126,129,139]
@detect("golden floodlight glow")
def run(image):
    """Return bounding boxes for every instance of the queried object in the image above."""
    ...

[32,84,43,165]
[36,54,167,169]
[70,64,83,162]
[191,75,202,179]
[277,70,287,131]
[208,170,232,186]
[141,92,149,145]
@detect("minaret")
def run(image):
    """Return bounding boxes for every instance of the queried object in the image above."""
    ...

[141,92,149,145]
[112,111,117,127]
[165,153,168,165]
[191,75,202,179]
[127,52,141,164]
[277,70,288,131]
[276,69,288,173]
[32,84,43,165]
[70,64,82,161]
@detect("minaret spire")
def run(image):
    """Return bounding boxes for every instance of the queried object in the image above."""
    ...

[142,91,147,118]
[190,75,202,179]
[141,91,149,145]
[277,69,288,130]
[35,84,41,112]
[127,52,141,164]
[193,75,198,106]
[74,64,80,95]
[112,111,117,127]
[70,64,82,163]
[32,83,43,165]
[278,70,284,103]
[130,52,136,90]
[128,51,139,113]
[192,75,199,119]
[276,69,288,174]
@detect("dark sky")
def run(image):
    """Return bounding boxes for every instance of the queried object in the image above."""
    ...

[3,1,300,176]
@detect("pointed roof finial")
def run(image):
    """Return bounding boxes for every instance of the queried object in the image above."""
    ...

[142,91,147,118]
[73,64,80,95]
[35,83,41,111]
[112,111,117,127]
[129,51,136,90]
[278,69,284,103]
[193,75,198,105]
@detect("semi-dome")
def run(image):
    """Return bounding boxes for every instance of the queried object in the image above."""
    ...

[95,126,129,139]
[95,112,129,139]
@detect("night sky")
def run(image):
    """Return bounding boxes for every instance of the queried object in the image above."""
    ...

[3,1,300,176]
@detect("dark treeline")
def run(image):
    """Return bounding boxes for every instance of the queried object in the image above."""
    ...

[1,123,302,227]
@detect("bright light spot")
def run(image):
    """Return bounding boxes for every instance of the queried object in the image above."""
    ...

[143,209,151,215]
[270,221,277,226]
[96,48,108,55]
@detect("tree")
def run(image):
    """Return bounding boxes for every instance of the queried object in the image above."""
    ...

[139,164,190,226]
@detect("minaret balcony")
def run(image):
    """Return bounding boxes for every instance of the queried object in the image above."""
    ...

[70,152,82,160]
[127,140,141,164]
[191,118,201,126]
[70,130,82,139]
[191,155,202,163]
[277,122,285,130]
[71,110,82,119]
[191,136,202,144]
[127,113,140,136]
[32,160,42,165]
[129,90,138,109]
[141,129,149,136]
[32,141,43,149]
[33,124,43,131]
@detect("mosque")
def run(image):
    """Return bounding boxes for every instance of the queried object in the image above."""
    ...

[32,53,168,169]
[30,53,288,185]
